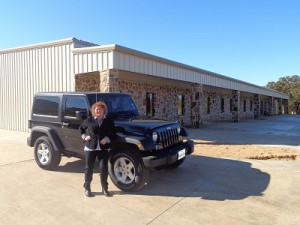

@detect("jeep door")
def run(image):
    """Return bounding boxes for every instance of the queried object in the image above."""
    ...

[61,95,89,153]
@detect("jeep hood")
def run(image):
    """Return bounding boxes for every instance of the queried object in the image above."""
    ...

[115,119,179,135]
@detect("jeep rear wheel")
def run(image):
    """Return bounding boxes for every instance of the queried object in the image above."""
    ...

[109,149,149,192]
[34,136,61,170]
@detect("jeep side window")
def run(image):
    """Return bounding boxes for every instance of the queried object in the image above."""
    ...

[33,96,60,116]
[65,97,88,117]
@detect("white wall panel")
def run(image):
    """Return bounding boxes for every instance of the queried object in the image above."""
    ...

[0,41,76,131]
[97,53,103,71]
[73,50,114,74]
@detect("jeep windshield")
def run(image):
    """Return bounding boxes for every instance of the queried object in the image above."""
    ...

[87,94,139,119]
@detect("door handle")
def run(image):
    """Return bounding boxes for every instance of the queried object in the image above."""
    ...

[62,122,69,127]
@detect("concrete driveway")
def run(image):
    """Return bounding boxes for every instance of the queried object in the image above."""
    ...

[0,115,300,225]
[189,114,300,149]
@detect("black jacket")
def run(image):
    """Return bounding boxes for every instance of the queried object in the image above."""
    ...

[79,116,116,150]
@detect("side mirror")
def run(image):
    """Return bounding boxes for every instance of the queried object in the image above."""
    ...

[76,111,88,120]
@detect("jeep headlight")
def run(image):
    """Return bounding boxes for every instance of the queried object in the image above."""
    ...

[152,132,158,142]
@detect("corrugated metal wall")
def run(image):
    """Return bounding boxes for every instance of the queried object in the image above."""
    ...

[0,41,75,132]
[112,51,288,99]
[73,51,113,74]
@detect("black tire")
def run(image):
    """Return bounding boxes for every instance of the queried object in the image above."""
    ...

[34,136,61,170]
[166,157,185,169]
[109,149,149,192]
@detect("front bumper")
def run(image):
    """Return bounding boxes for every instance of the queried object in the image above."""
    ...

[142,140,194,169]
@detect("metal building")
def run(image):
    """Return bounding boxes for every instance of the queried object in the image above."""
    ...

[0,38,289,132]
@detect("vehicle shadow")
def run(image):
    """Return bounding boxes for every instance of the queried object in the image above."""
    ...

[56,155,270,201]
[131,155,270,201]
[57,159,85,173]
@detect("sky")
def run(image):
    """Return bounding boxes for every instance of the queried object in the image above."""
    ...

[0,0,299,87]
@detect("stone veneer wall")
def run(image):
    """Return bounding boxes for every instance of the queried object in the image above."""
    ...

[191,84,203,128]
[202,89,233,122]
[239,96,255,119]
[74,70,282,126]
[231,90,240,122]
[118,80,193,125]
[254,94,260,119]
[100,69,119,92]
[268,96,274,116]
[75,72,100,92]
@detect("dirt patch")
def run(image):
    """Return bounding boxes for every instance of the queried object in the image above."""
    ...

[193,140,300,161]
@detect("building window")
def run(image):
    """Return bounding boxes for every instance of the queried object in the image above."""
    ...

[207,97,211,114]
[230,99,233,112]
[146,92,154,116]
[244,100,247,112]
[220,98,224,113]
[178,95,185,116]
[250,100,253,111]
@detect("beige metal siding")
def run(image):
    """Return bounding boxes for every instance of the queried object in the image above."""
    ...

[73,51,114,74]
[0,42,75,132]
[112,51,288,99]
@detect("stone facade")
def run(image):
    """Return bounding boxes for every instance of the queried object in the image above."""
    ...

[239,95,254,119]
[231,90,240,122]
[100,69,119,93]
[268,96,274,116]
[75,72,100,92]
[201,88,233,122]
[74,69,288,127]
[191,84,203,127]
[254,94,260,119]
[119,79,193,125]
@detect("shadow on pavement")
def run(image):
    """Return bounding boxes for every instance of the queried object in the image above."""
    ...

[134,155,270,201]
[57,159,84,173]
[55,155,270,201]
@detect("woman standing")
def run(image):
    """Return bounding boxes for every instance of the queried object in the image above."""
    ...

[79,101,115,197]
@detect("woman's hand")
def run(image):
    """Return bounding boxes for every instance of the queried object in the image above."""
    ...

[84,135,91,141]
[100,136,110,145]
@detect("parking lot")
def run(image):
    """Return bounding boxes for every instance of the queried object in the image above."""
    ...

[0,115,300,225]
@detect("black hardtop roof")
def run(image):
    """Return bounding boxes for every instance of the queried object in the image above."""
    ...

[35,92,130,97]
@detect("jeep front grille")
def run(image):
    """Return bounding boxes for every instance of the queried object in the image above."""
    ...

[158,128,179,148]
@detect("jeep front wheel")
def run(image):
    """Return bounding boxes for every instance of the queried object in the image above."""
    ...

[34,136,61,170]
[109,149,149,192]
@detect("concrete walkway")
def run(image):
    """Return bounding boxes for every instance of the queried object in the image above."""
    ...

[189,114,300,149]
[0,115,300,225]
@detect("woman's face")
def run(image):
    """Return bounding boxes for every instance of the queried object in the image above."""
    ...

[94,106,105,119]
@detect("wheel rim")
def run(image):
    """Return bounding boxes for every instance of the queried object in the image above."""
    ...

[37,142,50,165]
[113,157,135,184]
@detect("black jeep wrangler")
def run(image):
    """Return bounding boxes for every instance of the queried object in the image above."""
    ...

[27,92,194,191]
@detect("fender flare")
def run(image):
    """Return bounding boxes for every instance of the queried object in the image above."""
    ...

[29,126,64,151]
